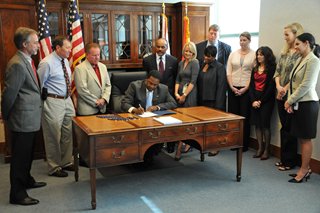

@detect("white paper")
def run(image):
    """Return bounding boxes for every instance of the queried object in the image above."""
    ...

[138,111,157,118]
[153,116,182,125]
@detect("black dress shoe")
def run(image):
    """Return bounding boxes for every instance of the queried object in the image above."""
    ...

[63,165,75,171]
[208,151,219,156]
[49,170,68,177]
[10,196,39,205]
[27,182,47,189]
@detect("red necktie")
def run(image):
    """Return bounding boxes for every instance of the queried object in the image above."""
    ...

[159,56,164,76]
[31,59,38,83]
[61,59,71,97]
[92,65,102,86]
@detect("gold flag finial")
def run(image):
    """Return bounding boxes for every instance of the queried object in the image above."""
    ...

[185,2,188,16]
[162,2,165,14]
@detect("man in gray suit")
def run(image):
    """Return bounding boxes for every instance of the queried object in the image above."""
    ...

[74,43,111,115]
[121,70,177,164]
[1,27,46,206]
[121,70,177,114]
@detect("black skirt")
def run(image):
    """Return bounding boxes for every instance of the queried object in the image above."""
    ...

[290,101,319,139]
[250,91,275,128]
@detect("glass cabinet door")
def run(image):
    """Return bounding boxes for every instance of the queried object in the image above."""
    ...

[48,12,59,39]
[114,14,131,60]
[137,15,153,59]
[91,13,109,61]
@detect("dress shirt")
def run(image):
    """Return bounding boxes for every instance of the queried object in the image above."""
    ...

[37,51,72,97]
[128,89,154,113]
[206,40,219,56]
[157,53,166,71]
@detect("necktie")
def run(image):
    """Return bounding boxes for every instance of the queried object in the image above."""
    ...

[146,91,153,109]
[61,59,71,97]
[31,59,39,84]
[159,56,164,76]
[92,65,102,86]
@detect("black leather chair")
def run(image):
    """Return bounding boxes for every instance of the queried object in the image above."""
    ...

[110,71,147,112]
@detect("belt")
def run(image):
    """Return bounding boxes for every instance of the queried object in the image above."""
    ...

[47,94,68,99]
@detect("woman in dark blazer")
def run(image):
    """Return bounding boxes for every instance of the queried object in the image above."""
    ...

[285,33,320,183]
[198,46,227,111]
[249,46,276,160]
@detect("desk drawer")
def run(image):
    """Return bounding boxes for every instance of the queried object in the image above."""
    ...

[205,132,240,149]
[96,144,139,166]
[95,132,138,147]
[142,125,203,142]
[206,121,240,133]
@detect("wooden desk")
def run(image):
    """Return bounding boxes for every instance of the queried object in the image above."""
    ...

[72,106,244,209]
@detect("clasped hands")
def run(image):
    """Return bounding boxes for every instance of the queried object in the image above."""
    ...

[284,101,293,114]
[175,94,186,104]
[232,87,247,96]
[95,98,106,109]
[252,100,261,109]
[276,85,287,100]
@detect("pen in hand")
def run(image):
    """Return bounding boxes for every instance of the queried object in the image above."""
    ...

[134,104,144,114]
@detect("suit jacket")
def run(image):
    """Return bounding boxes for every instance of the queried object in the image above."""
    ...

[196,40,232,68]
[287,52,320,105]
[197,60,227,110]
[1,51,42,132]
[74,59,111,115]
[121,80,177,112]
[249,65,276,104]
[142,53,178,95]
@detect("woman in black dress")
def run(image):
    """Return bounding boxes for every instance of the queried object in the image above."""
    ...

[249,46,276,160]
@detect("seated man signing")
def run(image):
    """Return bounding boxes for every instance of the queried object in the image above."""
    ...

[121,70,177,114]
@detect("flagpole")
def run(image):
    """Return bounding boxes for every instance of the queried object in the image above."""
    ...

[77,0,80,12]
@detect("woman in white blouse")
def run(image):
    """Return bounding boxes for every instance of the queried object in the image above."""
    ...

[226,32,256,152]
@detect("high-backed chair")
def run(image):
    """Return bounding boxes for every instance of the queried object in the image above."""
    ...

[110,71,147,112]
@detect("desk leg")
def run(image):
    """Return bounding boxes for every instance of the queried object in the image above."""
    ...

[90,168,97,209]
[74,153,79,182]
[236,148,243,182]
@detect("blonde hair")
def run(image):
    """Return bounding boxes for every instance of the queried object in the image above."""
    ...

[281,22,304,54]
[182,41,197,60]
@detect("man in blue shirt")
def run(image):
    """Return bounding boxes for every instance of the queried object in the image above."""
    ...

[37,36,75,177]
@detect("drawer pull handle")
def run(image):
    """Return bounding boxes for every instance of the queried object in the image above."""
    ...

[217,123,228,131]
[148,131,161,139]
[112,150,125,159]
[186,127,198,134]
[111,135,124,143]
[218,138,228,145]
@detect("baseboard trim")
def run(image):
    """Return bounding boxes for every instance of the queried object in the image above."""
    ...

[249,138,320,174]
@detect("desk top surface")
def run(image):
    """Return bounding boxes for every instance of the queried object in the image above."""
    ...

[72,107,243,135]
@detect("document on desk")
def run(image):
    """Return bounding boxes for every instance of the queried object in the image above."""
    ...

[153,116,182,125]
[138,112,157,118]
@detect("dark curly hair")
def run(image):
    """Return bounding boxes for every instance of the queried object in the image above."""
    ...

[254,46,276,72]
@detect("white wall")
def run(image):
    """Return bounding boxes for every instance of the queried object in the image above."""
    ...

[259,0,320,160]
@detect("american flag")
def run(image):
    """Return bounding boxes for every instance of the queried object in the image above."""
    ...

[67,0,86,94]
[37,0,52,60]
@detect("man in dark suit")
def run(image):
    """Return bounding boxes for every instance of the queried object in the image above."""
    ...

[143,40,178,152]
[143,38,178,97]
[121,70,177,114]
[1,27,46,206]
[196,24,232,68]
[121,70,177,164]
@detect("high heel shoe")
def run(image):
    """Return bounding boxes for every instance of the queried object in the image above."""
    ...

[289,168,312,177]
[288,171,311,183]
[174,155,181,161]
